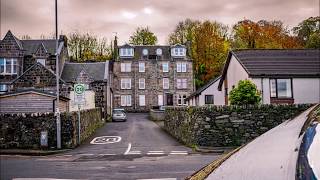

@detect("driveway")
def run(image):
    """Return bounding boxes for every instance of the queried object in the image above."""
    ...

[1,113,221,180]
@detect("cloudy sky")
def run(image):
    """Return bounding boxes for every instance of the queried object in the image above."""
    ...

[1,0,319,44]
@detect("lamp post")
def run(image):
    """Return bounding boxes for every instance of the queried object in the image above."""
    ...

[55,0,61,149]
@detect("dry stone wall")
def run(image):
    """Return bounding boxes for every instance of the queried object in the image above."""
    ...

[164,104,312,147]
[0,108,103,149]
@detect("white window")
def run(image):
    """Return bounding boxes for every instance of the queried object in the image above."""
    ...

[177,94,187,106]
[158,95,163,106]
[139,78,145,89]
[139,95,146,106]
[0,58,17,75]
[0,84,8,92]
[163,78,169,89]
[162,62,169,72]
[37,59,46,66]
[139,62,145,72]
[177,79,187,89]
[120,63,131,72]
[177,62,187,72]
[121,78,131,89]
[121,95,132,106]
[119,48,134,57]
[156,48,162,56]
[270,79,292,98]
[171,47,186,57]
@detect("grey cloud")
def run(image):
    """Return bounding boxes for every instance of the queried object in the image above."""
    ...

[1,0,319,44]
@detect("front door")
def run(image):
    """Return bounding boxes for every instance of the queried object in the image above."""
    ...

[166,93,173,106]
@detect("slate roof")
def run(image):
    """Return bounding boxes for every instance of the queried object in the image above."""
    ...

[186,76,221,100]
[218,49,320,90]
[22,39,58,55]
[61,62,108,82]
[233,49,320,77]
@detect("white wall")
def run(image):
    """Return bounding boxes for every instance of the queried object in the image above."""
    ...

[224,55,249,104]
[69,90,96,112]
[198,80,225,106]
[293,78,320,104]
[252,78,271,104]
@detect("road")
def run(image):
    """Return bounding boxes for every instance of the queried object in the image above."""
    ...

[1,113,221,180]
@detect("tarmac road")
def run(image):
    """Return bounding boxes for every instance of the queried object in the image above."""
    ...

[1,113,222,180]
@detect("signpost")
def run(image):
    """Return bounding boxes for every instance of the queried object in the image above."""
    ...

[74,84,85,145]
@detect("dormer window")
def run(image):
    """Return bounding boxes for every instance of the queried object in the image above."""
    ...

[142,49,148,56]
[0,58,17,75]
[171,47,186,57]
[156,48,162,56]
[119,48,134,57]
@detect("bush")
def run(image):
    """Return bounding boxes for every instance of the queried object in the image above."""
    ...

[229,80,261,105]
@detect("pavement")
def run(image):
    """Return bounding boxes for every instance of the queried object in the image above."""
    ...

[0,113,222,180]
[206,106,315,180]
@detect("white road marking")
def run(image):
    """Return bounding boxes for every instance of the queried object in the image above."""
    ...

[137,178,177,180]
[13,179,87,180]
[90,136,121,144]
[127,150,141,155]
[169,152,188,155]
[170,151,188,153]
[148,151,164,153]
[147,152,165,155]
[124,143,132,155]
[80,153,94,156]
[98,153,116,156]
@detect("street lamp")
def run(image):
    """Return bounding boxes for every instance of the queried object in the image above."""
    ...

[55,0,61,149]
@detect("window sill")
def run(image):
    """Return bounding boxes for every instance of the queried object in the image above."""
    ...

[270,97,294,104]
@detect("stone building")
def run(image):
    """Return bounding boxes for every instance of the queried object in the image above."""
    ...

[0,30,68,94]
[0,30,112,117]
[61,62,112,117]
[112,43,194,111]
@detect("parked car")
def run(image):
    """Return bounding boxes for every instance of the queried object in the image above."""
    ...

[112,109,127,122]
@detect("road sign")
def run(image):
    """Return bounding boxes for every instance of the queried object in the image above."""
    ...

[74,84,85,95]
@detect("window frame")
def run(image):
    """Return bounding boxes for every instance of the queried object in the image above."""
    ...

[177,94,187,106]
[269,78,293,98]
[139,95,146,106]
[120,62,131,72]
[121,95,132,106]
[158,95,163,106]
[119,48,134,57]
[163,78,169,89]
[0,84,8,92]
[162,62,169,72]
[139,62,145,72]
[139,78,145,89]
[0,58,17,75]
[205,95,214,104]
[171,47,186,57]
[121,78,131,89]
[176,62,187,73]
[177,79,187,89]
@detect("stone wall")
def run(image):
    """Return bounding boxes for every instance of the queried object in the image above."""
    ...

[0,108,103,149]
[164,104,311,147]
[149,109,165,121]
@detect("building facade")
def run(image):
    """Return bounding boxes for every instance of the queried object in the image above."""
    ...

[187,76,225,106]
[113,44,194,111]
[218,49,320,105]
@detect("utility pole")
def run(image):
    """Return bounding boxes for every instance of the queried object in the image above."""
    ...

[55,0,61,149]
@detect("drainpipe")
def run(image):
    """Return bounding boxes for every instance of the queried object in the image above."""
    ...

[261,78,264,104]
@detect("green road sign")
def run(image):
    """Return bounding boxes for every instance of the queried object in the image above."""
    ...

[74,84,85,95]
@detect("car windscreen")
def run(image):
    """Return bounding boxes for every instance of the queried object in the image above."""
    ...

[113,110,124,114]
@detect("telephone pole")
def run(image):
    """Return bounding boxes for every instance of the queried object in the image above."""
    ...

[55,0,61,149]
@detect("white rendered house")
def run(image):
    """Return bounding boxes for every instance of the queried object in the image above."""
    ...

[218,49,320,105]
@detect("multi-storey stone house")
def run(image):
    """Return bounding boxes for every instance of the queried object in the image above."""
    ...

[0,30,69,94]
[113,44,194,111]
[0,30,112,117]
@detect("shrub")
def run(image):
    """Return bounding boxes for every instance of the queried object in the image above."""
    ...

[229,80,261,105]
